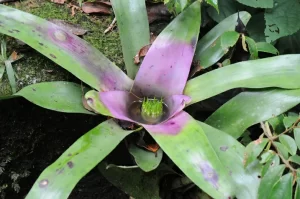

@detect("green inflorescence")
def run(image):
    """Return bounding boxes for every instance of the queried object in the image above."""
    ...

[141,97,163,119]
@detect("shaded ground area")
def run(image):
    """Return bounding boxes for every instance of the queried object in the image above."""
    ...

[0,97,128,199]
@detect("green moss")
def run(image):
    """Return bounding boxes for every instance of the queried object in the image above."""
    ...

[0,0,124,96]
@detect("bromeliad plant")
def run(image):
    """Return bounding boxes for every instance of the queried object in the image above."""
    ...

[2,0,300,199]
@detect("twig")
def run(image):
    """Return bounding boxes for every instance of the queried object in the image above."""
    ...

[104,17,116,34]
[272,118,300,140]
[261,122,297,184]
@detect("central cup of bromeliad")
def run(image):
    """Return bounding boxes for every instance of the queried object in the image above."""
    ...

[128,97,169,125]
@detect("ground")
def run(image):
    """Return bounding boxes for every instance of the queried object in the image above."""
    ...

[0,0,129,198]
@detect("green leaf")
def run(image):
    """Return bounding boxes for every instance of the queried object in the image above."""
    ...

[15,81,93,114]
[196,31,240,69]
[205,89,300,138]
[149,113,260,199]
[205,0,218,12]
[274,142,289,159]
[264,0,300,43]
[237,0,273,8]
[128,144,163,172]
[256,42,279,54]
[258,164,285,199]
[195,11,251,57]
[4,60,17,93]
[277,29,300,54]
[283,112,299,128]
[185,55,300,106]
[0,64,4,80]
[246,13,266,42]
[207,0,240,23]
[289,155,300,165]
[26,119,133,199]
[260,150,276,164]
[269,173,293,199]
[245,36,258,59]
[111,0,150,79]
[279,134,297,155]
[0,5,133,91]
[294,128,300,150]
[244,138,268,167]
[295,178,300,199]
[99,163,171,199]
[268,114,285,134]
[200,122,261,199]
[261,154,280,177]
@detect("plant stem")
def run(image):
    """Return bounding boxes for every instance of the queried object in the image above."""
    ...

[261,122,297,183]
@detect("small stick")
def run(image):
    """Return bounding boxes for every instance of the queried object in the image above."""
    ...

[104,17,117,34]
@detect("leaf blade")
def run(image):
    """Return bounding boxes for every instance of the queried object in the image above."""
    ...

[26,119,133,199]
[111,0,150,79]
[0,5,133,91]
[16,81,92,114]
[185,55,300,105]
[205,89,300,138]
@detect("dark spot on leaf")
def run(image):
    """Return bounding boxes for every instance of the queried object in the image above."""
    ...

[39,179,49,188]
[56,168,64,174]
[68,153,72,156]
[67,161,74,168]
[32,88,36,91]
[12,29,20,33]
[220,146,228,151]
[50,54,57,59]
[257,175,261,178]
[39,42,44,46]
[8,30,13,33]
[32,30,35,32]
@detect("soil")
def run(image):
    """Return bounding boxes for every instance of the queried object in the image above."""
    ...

[0,97,128,199]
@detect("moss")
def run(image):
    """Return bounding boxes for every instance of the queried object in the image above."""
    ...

[0,0,124,96]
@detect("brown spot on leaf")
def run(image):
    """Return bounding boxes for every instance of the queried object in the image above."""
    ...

[50,54,57,59]
[67,161,74,168]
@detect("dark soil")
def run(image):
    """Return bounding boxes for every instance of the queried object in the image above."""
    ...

[0,97,128,199]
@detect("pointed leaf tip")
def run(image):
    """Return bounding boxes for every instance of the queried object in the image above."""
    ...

[131,1,201,98]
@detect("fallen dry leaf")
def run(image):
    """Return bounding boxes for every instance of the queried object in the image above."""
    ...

[82,2,112,14]
[134,33,157,64]
[134,44,151,64]
[48,19,89,36]
[51,0,65,5]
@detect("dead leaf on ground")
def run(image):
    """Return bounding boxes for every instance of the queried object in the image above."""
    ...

[51,0,65,5]
[147,3,171,23]
[82,2,112,14]
[48,19,89,36]
[134,44,151,64]
[134,33,157,64]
